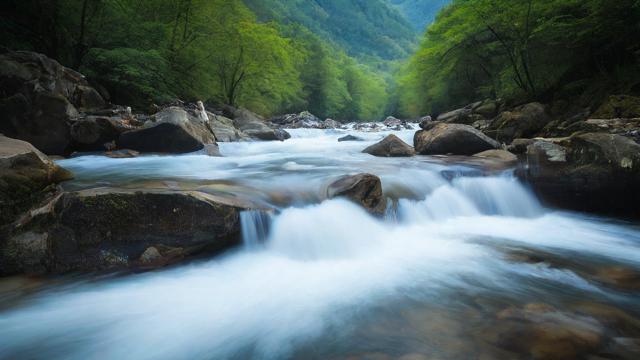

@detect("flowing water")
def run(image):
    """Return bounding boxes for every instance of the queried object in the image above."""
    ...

[1,129,639,359]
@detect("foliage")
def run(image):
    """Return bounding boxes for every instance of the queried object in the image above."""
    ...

[0,0,397,120]
[389,0,451,31]
[243,0,418,61]
[395,0,640,117]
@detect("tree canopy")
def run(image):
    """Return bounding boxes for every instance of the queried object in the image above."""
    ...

[395,0,640,117]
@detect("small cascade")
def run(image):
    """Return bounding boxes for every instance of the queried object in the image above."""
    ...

[397,173,543,222]
[240,210,272,249]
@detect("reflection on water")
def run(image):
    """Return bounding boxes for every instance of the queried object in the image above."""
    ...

[1,129,639,360]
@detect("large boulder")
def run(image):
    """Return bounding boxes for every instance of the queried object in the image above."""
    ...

[363,134,415,157]
[117,107,216,153]
[518,133,640,214]
[413,123,500,155]
[383,116,403,127]
[70,115,136,151]
[0,50,106,155]
[322,118,342,129]
[0,189,245,275]
[0,135,73,226]
[208,113,249,142]
[326,173,387,215]
[488,102,551,143]
[233,108,290,141]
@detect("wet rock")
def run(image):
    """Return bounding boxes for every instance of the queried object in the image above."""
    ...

[233,108,290,141]
[326,173,387,215]
[208,113,249,142]
[117,107,216,153]
[271,111,322,129]
[338,135,364,142]
[572,302,640,335]
[363,134,415,157]
[0,135,73,226]
[322,118,342,129]
[104,149,139,158]
[506,138,536,154]
[488,102,551,143]
[473,149,517,163]
[591,266,640,291]
[202,144,222,157]
[592,95,640,119]
[485,303,606,360]
[518,133,640,214]
[383,116,403,127]
[414,123,500,155]
[139,246,162,265]
[0,189,246,275]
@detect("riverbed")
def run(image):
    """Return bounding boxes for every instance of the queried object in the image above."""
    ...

[1,129,639,359]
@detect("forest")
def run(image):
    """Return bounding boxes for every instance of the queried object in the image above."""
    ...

[396,0,640,117]
[1,0,639,120]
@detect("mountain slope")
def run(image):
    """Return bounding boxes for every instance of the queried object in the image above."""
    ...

[389,0,451,31]
[242,0,418,60]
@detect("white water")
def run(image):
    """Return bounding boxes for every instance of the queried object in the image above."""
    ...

[1,129,640,359]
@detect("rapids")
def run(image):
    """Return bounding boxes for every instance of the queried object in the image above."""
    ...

[0,128,639,359]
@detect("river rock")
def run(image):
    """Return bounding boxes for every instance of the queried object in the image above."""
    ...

[208,113,249,142]
[271,111,322,128]
[473,149,517,163]
[70,115,132,151]
[0,135,73,226]
[363,134,415,157]
[338,135,364,142]
[488,102,551,143]
[383,116,403,127]
[592,95,640,119]
[0,50,106,155]
[413,123,500,155]
[0,189,245,275]
[326,173,387,215]
[322,118,342,129]
[485,303,606,360]
[117,107,216,153]
[518,133,640,214]
[233,108,290,141]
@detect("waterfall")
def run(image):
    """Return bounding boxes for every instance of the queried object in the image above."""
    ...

[240,210,272,249]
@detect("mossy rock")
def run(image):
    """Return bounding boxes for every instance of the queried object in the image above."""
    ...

[592,95,640,119]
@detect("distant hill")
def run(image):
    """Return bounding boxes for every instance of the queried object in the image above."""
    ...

[388,0,451,31]
[242,0,418,60]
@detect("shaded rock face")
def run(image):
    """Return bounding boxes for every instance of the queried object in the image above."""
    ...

[208,113,249,142]
[117,107,216,153]
[0,189,243,275]
[326,173,387,215]
[436,99,498,126]
[414,123,500,155]
[70,116,132,151]
[233,108,290,141]
[592,95,640,119]
[518,133,640,214]
[363,134,415,157]
[0,135,73,227]
[271,111,322,129]
[488,102,551,143]
[0,51,106,155]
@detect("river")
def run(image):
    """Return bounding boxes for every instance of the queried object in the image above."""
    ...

[1,128,639,359]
